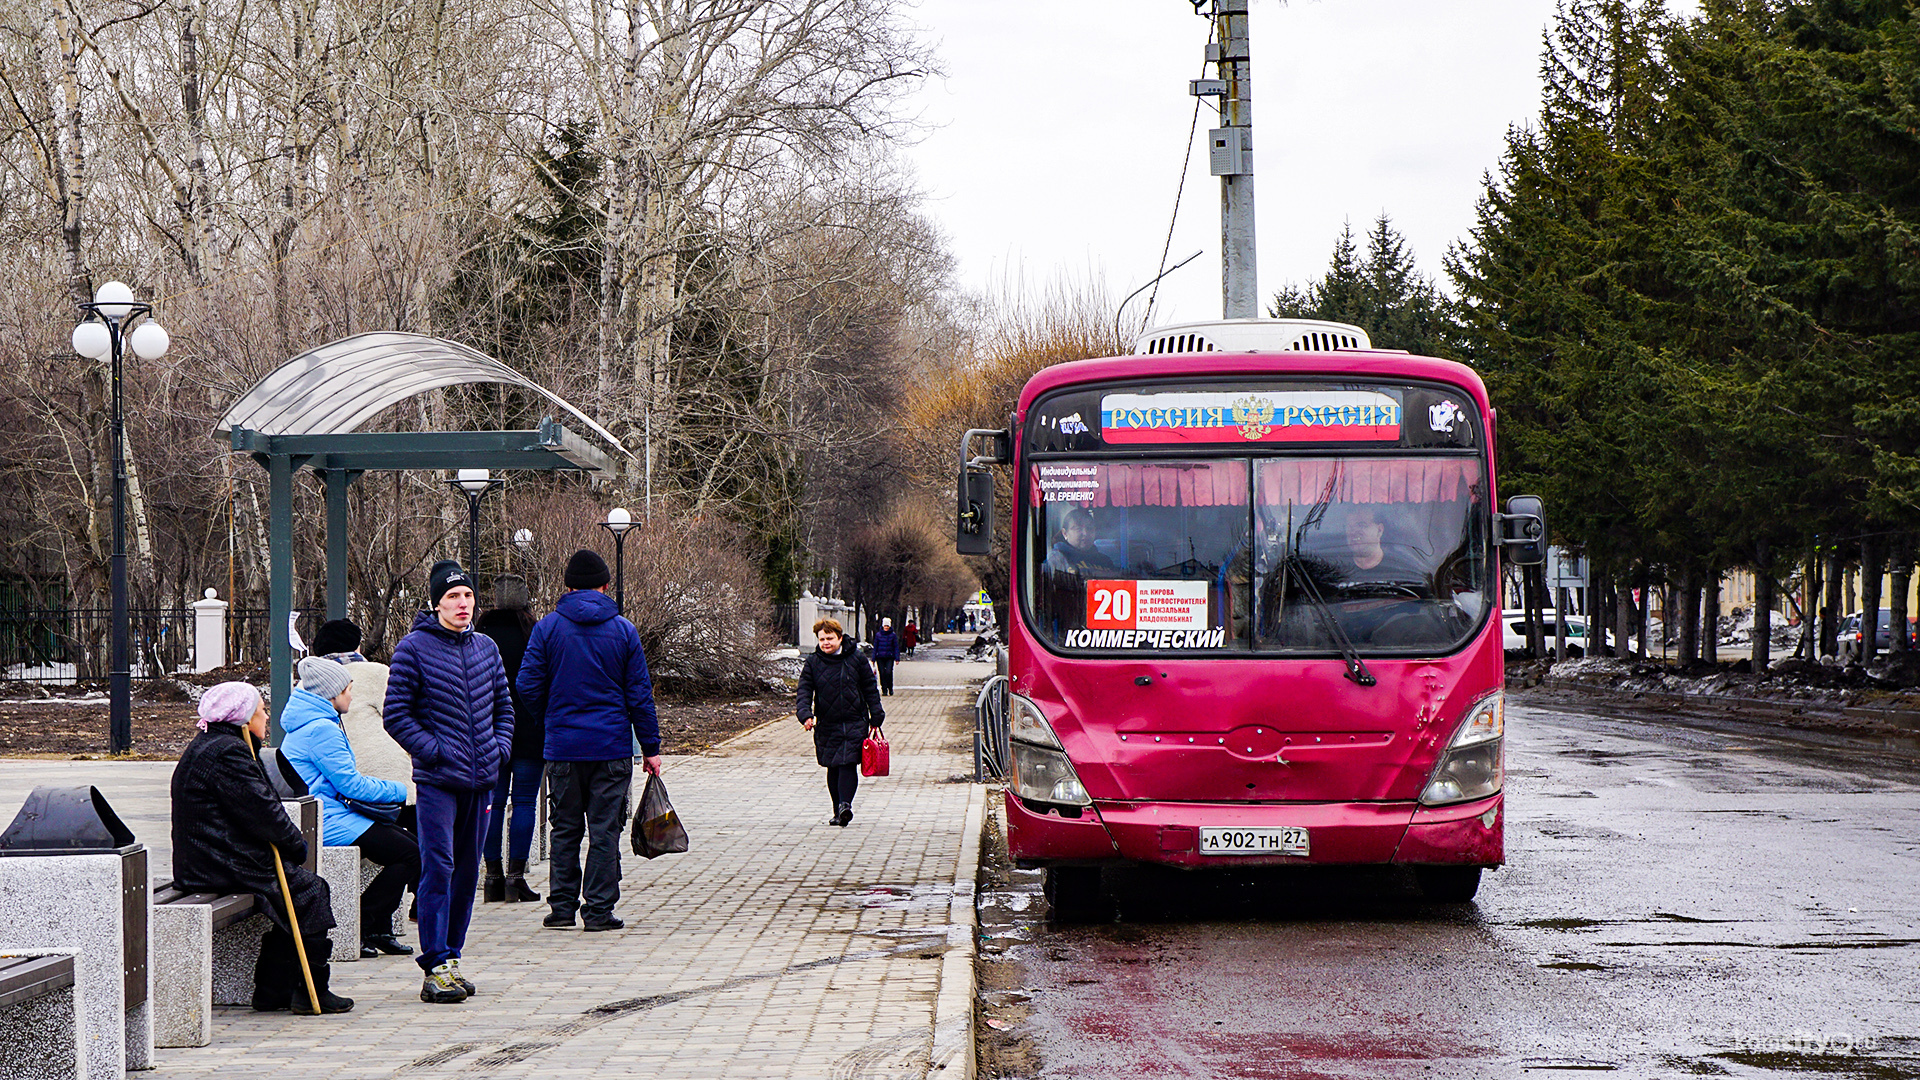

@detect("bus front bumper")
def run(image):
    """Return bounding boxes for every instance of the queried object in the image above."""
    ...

[1005,790,1504,869]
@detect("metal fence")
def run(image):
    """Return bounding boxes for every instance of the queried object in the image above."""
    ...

[974,674,1010,782]
[226,607,326,669]
[0,606,192,686]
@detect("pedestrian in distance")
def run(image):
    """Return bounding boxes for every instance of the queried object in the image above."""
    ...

[384,559,513,1004]
[796,617,883,827]
[871,617,899,697]
[902,619,919,657]
[476,574,544,904]
[516,549,662,932]
[282,656,419,960]
[171,682,351,1014]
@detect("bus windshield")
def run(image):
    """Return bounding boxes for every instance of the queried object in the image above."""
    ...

[1026,456,1490,655]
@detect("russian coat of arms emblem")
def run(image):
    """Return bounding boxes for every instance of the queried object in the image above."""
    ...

[1232,395,1275,441]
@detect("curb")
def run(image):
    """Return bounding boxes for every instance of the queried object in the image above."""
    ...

[929,781,986,1078]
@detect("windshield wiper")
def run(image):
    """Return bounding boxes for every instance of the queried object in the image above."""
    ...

[1283,554,1377,687]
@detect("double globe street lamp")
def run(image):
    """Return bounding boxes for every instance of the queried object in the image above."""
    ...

[600,507,634,614]
[72,281,171,756]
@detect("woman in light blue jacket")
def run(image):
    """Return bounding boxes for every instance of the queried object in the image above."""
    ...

[283,656,419,958]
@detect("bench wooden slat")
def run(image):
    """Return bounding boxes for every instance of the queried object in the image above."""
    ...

[154,886,259,930]
[0,954,75,1010]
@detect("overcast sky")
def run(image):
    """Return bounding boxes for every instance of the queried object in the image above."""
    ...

[899,0,1690,331]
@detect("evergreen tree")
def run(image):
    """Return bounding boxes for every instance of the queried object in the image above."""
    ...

[1270,214,1450,355]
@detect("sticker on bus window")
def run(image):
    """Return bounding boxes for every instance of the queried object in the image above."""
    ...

[1100,390,1402,444]
[1085,579,1212,635]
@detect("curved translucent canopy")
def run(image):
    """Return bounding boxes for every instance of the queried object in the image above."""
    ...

[215,331,625,452]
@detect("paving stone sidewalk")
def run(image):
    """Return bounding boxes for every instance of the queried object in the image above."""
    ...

[0,645,991,1080]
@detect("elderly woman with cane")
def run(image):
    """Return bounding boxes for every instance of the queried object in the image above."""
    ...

[170,682,352,1014]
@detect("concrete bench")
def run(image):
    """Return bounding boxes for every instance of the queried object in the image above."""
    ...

[149,885,254,1047]
[0,953,82,1080]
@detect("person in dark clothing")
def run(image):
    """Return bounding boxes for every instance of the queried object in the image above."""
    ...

[172,681,351,1014]
[796,617,884,826]
[517,548,662,932]
[476,574,543,904]
[902,620,919,657]
[384,559,514,1004]
[871,618,899,696]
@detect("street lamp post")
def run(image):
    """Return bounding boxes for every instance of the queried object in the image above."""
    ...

[447,468,504,577]
[72,281,170,756]
[600,507,634,615]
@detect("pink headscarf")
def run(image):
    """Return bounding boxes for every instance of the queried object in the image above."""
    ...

[196,682,262,733]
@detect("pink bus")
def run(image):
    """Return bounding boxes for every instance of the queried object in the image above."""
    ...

[957,320,1545,914]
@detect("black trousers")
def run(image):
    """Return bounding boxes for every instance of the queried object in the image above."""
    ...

[253,926,333,1008]
[826,763,860,808]
[876,659,894,695]
[548,758,633,919]
[354,820,421,935]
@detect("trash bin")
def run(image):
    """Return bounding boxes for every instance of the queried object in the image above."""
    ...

[0,786,150,1075]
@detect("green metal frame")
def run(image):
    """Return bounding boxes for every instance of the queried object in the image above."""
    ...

[229,418,617,730]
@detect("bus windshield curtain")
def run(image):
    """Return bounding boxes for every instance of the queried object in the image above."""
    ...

[1258,458,1475,505]
[1030,461,1250,508]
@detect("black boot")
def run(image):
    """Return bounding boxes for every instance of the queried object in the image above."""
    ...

[835,802,853,827]
[250,932,295,1011]
[483,858,506,903]
[504,858,540,903]
[291,940,354,1014]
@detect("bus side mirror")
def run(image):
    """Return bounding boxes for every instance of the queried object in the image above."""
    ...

[957,469,994,555]
[1499,495,1547,566]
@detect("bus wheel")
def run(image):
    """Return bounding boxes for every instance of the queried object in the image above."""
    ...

[1415,866,1482,903]
[1044,866,1112,922]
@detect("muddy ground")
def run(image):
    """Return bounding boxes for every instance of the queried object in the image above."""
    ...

[0,675,789,760]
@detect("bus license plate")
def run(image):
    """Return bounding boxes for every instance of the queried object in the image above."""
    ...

[1198,827,1309,856]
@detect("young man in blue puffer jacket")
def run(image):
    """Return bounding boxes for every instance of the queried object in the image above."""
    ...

[384,560,513,1004]
[281,655,418,960]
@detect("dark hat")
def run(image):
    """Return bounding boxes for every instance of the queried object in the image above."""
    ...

[564,549,611,590]
[309,618,362,657]
[429,559,474,606]
[492,573,531,611]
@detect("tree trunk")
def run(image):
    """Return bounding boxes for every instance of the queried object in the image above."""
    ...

[1593,562,1614,657]
[1890,536,1913,653]
[1616,573,1636,660]
[1679,570,1700,666]
[1753,541,1773,675]
[1635,565,1651,661]
[1821,550,1843,658]
[1861,534,1885,664]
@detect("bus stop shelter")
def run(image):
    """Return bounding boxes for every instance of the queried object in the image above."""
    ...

[213,331,629,724]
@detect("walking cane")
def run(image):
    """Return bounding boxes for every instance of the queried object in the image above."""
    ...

[243,728,323,1015]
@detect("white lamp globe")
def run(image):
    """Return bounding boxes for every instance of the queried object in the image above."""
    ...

[129,321,170,360]
[605,507,633,533]
[455,468,492,494]
[512,527,534,550]
[72,321,111,360]
[94,281,135,320]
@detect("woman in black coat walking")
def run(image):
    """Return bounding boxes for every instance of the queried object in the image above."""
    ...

[171,682,350,1013]
[796,617,883,826]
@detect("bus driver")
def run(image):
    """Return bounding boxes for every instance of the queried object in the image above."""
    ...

[1044,506,1119,578]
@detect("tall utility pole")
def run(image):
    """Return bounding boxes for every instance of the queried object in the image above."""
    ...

[1210,0,1257,318]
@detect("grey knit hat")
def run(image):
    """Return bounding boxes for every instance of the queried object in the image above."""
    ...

[296,656,353,702]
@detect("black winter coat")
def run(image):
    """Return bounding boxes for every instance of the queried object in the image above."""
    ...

[170,723,335,937]
[477,608,543,762]
[796,645,884,767]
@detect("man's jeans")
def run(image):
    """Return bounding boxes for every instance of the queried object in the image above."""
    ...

[547,758,633,920]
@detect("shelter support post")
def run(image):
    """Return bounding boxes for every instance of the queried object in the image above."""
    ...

[323,470,360,622]
[267,453,309,735]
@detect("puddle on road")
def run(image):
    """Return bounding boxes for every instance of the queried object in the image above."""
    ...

[1537,960,1610,971]
[829,882,963,911]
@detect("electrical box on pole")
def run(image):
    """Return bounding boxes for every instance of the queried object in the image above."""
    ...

[1209,0,1257,319]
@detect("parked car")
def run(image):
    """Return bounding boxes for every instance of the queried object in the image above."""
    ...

[1503,613,1592,658]
[1837,609,1915,662]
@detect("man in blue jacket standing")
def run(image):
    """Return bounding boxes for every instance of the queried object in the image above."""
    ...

[517,548,661,932]
[385,560,513,1003]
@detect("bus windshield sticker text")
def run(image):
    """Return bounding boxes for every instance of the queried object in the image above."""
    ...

[1037,464,1100,502]
[1100,390,1402,444]
[1085,579,1210,630]
[1063,627,1228,649]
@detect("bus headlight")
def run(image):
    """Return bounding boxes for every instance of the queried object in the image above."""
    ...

[1009,695,1091,806]
[1420,691,1505,806]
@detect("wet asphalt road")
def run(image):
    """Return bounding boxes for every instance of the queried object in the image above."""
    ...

[976,698,1920,1079]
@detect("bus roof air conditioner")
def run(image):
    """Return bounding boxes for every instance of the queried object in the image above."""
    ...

[1131,318,1372,356]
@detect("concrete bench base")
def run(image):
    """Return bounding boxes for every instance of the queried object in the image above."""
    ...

[320,845,359,963]
[0,953,81,1080]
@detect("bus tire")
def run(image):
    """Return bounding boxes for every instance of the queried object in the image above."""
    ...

[1415,866,1482,903]
[1044,865,1111,922]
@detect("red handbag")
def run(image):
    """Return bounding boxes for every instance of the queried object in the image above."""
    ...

[861,732,890,777]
